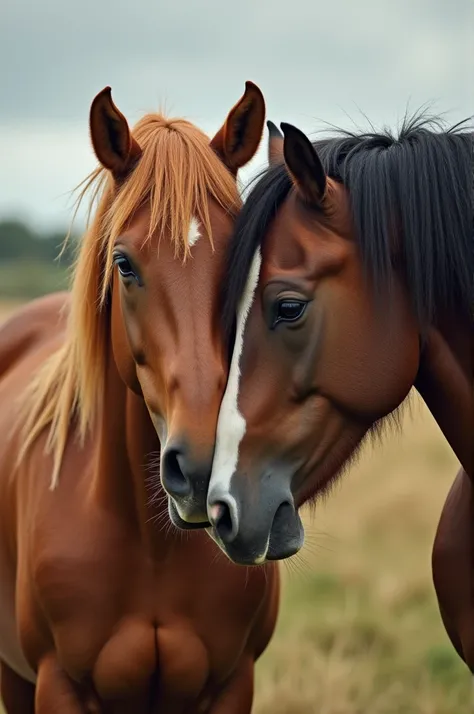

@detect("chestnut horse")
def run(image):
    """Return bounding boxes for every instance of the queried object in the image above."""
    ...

[0,84,280,713]
[204,118,473,664]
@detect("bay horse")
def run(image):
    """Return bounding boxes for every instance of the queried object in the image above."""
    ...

[204,117,473,664]
[0,84,280,713]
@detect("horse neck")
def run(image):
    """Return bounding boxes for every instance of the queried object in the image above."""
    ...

[90,340,169,555]
[415,309,473,478]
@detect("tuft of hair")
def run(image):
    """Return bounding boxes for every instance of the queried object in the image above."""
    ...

[16,112,240,488]
[305,392,412,517]
[223,111,473,339]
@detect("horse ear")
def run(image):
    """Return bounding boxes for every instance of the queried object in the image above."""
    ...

[210,81,265,175]
[280,122,326,205]
[89,87,142,181]
[267,120,284,167]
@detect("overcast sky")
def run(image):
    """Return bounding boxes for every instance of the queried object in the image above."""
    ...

[0,0,472,231]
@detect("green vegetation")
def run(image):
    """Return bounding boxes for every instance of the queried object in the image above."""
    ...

[0,219,75,299]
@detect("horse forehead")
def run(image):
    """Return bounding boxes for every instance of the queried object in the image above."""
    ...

[262,190,354,278]
[123,201,233,257]
[262,199,317,274]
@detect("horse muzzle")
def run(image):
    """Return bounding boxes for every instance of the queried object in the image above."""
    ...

[206,472,304,565]
[161,440,213,527]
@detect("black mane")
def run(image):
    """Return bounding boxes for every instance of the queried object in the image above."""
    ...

[223,113,473,339]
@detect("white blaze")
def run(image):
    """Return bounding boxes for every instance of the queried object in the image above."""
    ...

[208,249,262,500]
[188,216,201,246]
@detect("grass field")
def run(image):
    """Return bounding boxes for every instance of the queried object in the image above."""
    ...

[0,301,471,712]
[253,399,471,714]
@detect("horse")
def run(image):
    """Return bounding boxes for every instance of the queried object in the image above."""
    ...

[0,84,280,713]
[202,116,473,665]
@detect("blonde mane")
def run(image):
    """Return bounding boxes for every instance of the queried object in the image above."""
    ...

[17,112,241,488]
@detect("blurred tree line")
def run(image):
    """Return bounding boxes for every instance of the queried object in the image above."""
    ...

[0,219,78,300]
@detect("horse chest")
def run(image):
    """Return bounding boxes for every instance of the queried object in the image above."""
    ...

[32,586,246,712]
[92,620,210,705]
[24,523,268,710]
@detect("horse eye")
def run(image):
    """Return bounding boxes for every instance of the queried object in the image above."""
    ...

[114,256,140,283]
[274,299,307,326]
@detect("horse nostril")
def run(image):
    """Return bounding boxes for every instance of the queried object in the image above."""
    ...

[210,501,236,544]
[267,500,304,560]
[162,447,191,498]
[272,501,293,530]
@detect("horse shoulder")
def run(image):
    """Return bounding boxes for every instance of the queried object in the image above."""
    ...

[0,293,71,680]
[432,467,474,669]
[0,292,69,375]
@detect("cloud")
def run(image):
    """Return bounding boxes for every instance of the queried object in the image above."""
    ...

[0,0,472,226]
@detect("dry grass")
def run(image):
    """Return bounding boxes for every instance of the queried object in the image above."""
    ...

[253,398,471,713]
[0,301,471,712]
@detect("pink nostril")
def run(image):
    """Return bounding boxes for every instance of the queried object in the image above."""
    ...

[208,500,236,543]
[209,503,224,523]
